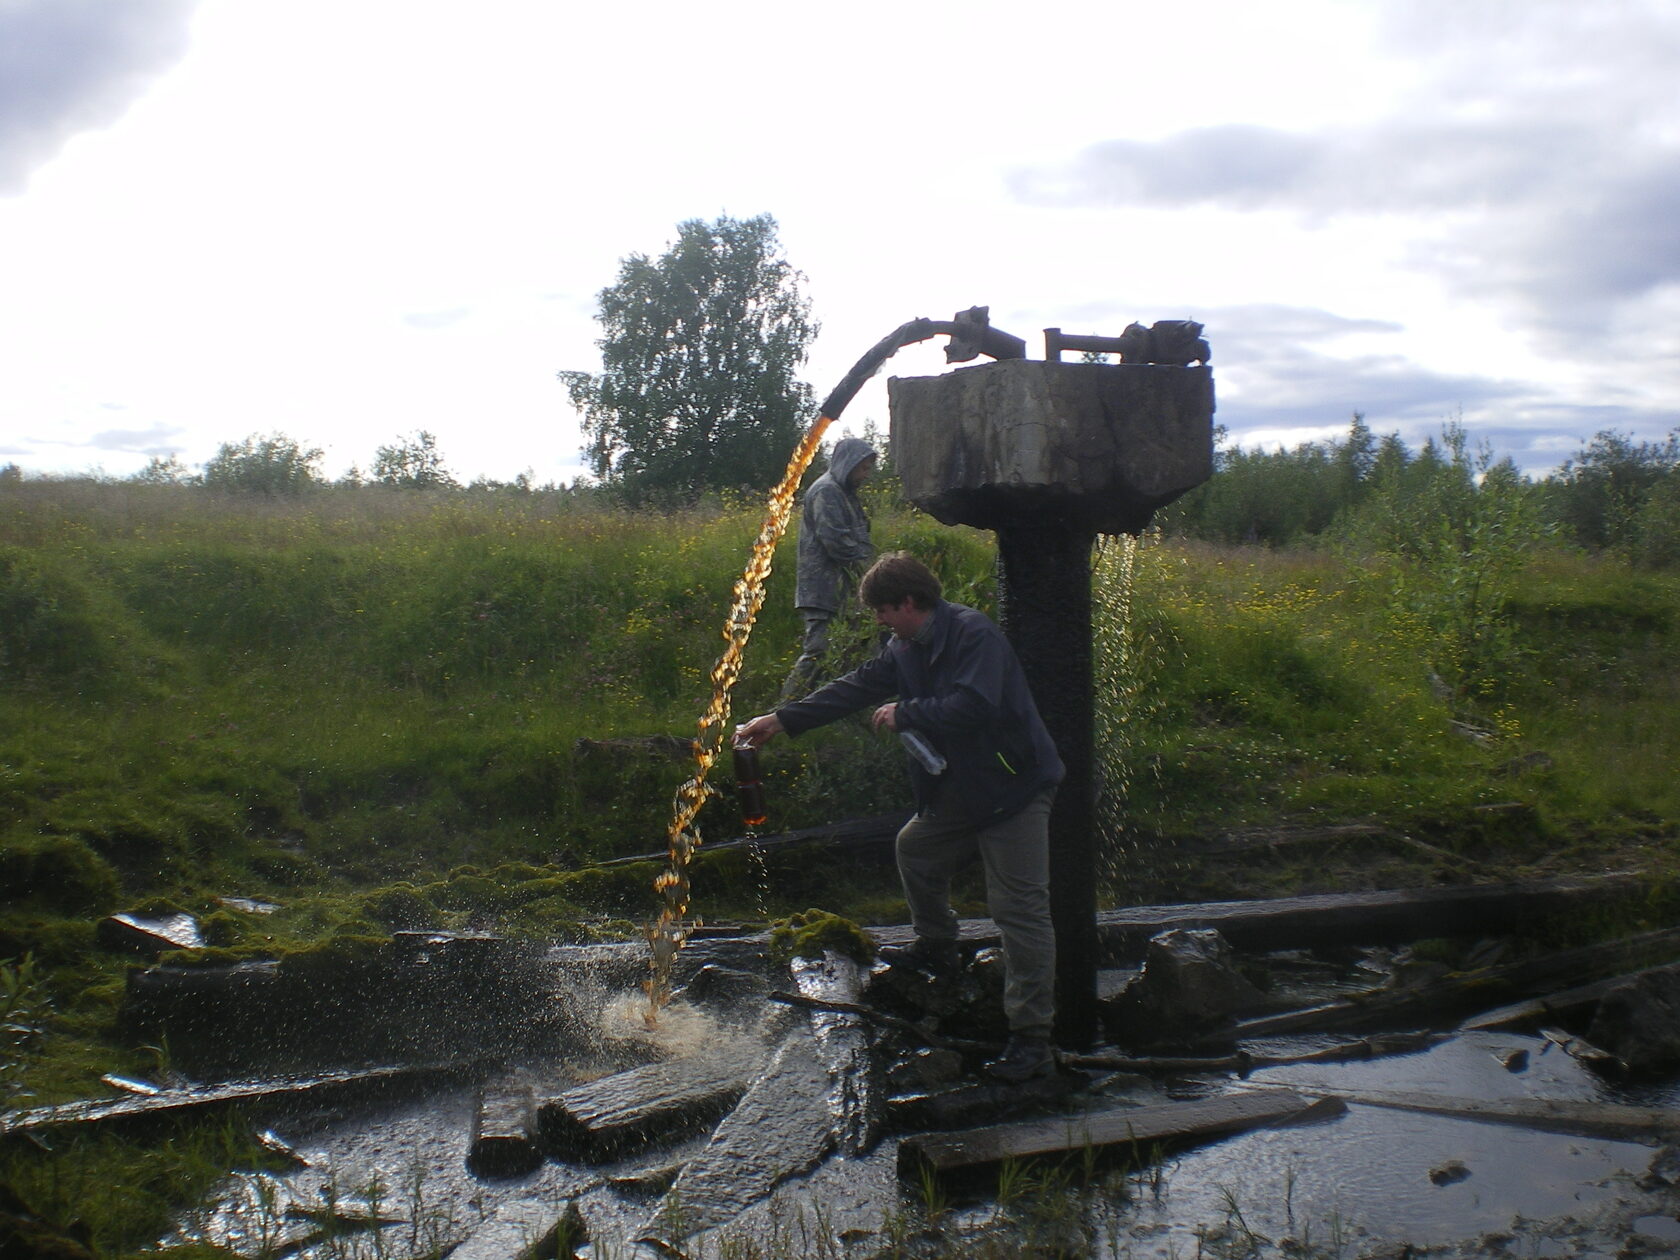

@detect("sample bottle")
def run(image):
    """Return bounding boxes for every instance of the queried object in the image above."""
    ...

[731,737,768,826]
[899,729,947,775]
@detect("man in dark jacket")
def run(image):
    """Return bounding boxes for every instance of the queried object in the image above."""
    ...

[780,437,876,699]
[738,552,1064,1082]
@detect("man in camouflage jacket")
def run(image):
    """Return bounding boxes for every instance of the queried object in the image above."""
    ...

[781,436,876,698]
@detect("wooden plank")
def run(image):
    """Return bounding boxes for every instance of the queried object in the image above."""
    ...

[897,1090,1317,1178]
[1094,872,1648,959]
[600,812,910,867]
[2,1061,479,1140]
[1459,960,1680,1032]
[1226,924,1680,1041]
[1242,1085,1680,1143]
[642,1030,836,1242]
[537,1056,751,1161]
[865,872,1649,959]
[467,1078,541,1177]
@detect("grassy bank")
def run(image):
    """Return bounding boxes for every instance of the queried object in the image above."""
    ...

[4,477,1676,956]
[3,479,1678,1253]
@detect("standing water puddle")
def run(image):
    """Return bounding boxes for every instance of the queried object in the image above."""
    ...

[1110,1031,1670,1257]
[164,1000,1680,1258]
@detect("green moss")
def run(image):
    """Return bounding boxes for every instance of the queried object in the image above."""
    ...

[769,907,877,966]
[198,910,245,947]
[501,896,600,942]
[155,944,275,968]
[129,895,191,917]
[277,933,391,983]
[355,883,440,930]
[0,835,121,914]
[248,847,326,887]
[555,862,661,913]
[0,917,97,967]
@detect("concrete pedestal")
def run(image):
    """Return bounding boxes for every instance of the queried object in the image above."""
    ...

[889,357,1215,1048]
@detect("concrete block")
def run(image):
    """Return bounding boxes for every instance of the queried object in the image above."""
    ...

[889,359,1214,535]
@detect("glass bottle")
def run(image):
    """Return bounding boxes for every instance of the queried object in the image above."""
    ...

[731,737,768,826]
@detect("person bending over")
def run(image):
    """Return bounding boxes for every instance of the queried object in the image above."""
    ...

[738,551,1064,1082]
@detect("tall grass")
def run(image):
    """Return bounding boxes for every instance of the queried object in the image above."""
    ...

[5,482,1677,908]
[2,479,1678,1248]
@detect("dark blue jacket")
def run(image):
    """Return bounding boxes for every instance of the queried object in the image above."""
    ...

[776,600,1064,821]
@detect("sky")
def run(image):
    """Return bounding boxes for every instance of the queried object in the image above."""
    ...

[1,0,1676,486]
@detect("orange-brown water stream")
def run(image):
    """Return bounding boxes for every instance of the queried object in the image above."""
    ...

[643,412,835,1023]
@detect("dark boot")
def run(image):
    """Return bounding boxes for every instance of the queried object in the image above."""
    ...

[983,1035,1057,1083]
[877,936,961,976]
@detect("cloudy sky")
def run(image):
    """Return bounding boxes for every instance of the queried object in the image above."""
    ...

[1,0,1675,484]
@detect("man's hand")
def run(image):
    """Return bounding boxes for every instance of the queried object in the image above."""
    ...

[871,702,898,733]
[735,713,785,747]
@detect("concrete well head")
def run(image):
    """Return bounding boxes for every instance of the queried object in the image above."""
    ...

[888,359,1215,535]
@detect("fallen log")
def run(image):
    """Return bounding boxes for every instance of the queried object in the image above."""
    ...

[1,1061,481,1141]
[1221,924,1680,1042]
[898,1090,1327,1180]
[642,1029,837,1242]
[860,872,1650,962]
[537,1055,754,1162]
[467,1078,542,1177]
[1094,872,1649,960]
[1239,1084,1680,1143]
[447,1196,588,1260]
[1460,960,1680,1032]
[790,953,880,1155]
[601,812,910,867]
[772,990,1445,1076]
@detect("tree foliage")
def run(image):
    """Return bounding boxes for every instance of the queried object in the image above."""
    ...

[1158,416,1680,569]
[373,429,457,489]
[1542,428,1680,555]
[559,214,817,504]
[201,433,323,496]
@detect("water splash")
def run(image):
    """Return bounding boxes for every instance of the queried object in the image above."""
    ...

[644,413,835,1023]
[1093,529,1165,903]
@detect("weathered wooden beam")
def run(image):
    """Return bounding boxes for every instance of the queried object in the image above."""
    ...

[599,812,910,867]
[888,1075,1085,1134]
[446,1196,588,1260]
[468,1078,541,1177]
[1225,924,1680,1042]
[774,989,1445,1075]
[897,1090,1321,1179]
[1459,960,1680,1032]
[790,952,880,1155]
[1095,872,1649,959]
[1241,1085,1680,1143]
[1,1061,479,1141]
[537,1056,752,1162]
[864,872,1650,961]
[642,1030,837,1243]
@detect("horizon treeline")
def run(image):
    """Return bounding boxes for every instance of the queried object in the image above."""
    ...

[3,415,1678,567]
[1158,414,1680,567]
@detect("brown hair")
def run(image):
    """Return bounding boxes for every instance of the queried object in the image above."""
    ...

[859,551,942,610]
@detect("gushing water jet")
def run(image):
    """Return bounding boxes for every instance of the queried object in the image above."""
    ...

[644,307,1029,1023]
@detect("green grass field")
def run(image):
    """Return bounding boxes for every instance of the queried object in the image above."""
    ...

[3,479,1677,1253]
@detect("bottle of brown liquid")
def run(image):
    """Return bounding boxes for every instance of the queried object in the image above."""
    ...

[731,738,768,827]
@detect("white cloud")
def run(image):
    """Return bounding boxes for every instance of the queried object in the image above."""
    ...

[0,0,1674,486]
